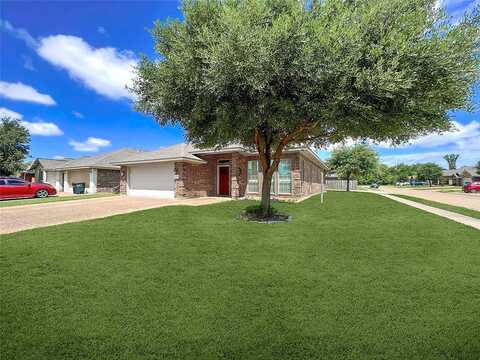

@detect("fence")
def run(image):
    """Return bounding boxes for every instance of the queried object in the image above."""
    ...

[325,179,358,191]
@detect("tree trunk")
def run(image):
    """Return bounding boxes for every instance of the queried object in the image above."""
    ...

[260,171,273,216]
[346,174,350,192]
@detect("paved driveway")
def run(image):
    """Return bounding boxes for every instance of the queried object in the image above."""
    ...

[0,196,229,235]
[378,186,480,211]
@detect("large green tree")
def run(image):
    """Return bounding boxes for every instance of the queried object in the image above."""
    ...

[415,162,443,186]
[328,144,379,191]
[0,117,30,176]
[443,154,460,170]
[132,0,479,215]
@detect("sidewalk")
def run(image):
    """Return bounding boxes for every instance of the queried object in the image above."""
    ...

[379,193,480,230]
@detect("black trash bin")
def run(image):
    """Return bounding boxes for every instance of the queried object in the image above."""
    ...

[72,182,86,194]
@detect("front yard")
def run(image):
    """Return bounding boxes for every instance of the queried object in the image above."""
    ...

[1,192,479,359]
[0,192,117,208]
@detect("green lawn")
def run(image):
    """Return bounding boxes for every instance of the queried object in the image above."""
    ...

[0,192,117,208]
[1,192,479,360]
[393,194,480,219]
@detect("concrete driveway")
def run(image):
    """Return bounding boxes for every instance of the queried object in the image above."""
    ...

[378,186,480,211]
[0,196,230,235]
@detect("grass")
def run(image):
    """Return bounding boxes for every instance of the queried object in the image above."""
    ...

[0,192,117,208]
[1,192,479,360]
[392,194,480,219]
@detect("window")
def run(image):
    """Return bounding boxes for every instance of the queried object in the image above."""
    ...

[0,180,6,185]
[247,160,259,193]
[278,159,292,194]
[7,179,26,185]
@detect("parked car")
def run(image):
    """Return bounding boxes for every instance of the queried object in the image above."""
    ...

[410,180,426,186]
[463,182,480,193]
[369,183,379,189]
[0,177,57,200]
[396,181,410,186]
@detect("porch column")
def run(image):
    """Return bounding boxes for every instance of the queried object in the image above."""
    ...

[64,171,71,193]
[89,168,97,194]
[54,171,61,192]
[231,153,240,199]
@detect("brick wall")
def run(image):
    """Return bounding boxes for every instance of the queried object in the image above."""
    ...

[119,166,128,194]
[97,169,121,192]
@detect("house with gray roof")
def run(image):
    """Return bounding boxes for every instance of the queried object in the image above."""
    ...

[441,166,480,186]
[29,149,141,194]
[112,142,328,200]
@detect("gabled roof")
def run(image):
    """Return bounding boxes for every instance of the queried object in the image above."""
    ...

[442,166,479,177]
[27,158,70,171]
[55,148,142,170]
[112,143,206,165]
[113,142,328,169]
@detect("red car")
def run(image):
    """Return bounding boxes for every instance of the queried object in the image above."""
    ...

[0,177,57,200]
[463,182,480,193]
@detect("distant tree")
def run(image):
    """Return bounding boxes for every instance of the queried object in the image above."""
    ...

[476,160,480,173]
[133,0,480,216]
[416,162,443,186]
[390,163,416,183]
[328,144,379,191]
[443,154,460,170]
[0,117,30,176]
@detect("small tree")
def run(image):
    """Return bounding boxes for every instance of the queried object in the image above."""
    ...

[0,117,30,176]
[132,0,479,215]
[328,144,379,191]
[476,160,480,174]
[416,162,443,186]
[443,154,460,170]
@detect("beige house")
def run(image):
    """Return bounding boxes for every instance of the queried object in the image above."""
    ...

[28,149,141,193]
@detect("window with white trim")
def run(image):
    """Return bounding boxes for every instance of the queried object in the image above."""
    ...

[247,160,259,193]
[278,159,292,194]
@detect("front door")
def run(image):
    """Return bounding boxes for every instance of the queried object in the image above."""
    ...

[218,166,230,196]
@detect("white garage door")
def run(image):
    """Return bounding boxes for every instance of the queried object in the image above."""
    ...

[127,162,175,199]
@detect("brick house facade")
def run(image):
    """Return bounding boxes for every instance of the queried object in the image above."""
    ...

[116,145,326,200]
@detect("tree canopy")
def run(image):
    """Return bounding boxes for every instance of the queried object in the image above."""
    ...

[0,117,30,176]
[133,0,479,213]
[328,144,379,190]
[415,162,443,186]
[443,154,460,170]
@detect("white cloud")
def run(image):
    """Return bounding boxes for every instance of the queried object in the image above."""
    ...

[0,107,23,119]
[72,111,84,118]
[54,155,66,160]
[37,35,136,100]
[0,19,39,48]
[0,108,63,136]
[22,55,36,71]
[21,121,63,136]
[97,26,108,35]
[0,81,56,105]
[376,121,480,149]
[69,137,111,152]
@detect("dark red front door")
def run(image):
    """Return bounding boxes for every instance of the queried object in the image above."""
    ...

[218,166,230,196]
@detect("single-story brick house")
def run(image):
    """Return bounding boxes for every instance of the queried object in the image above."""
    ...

[29,149,141,193]
[441,166,480,186]
[113,143,328,200]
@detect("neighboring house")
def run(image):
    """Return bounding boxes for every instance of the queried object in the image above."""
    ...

[27,158,70,184]
[29,149,141,193]
[113,143,327,200]
[441,166,480,186]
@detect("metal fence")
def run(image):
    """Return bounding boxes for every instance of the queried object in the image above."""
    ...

[325,179,358,191]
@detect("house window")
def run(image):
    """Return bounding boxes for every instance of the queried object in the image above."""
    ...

[247,160,259,193]
[278,159,292,194]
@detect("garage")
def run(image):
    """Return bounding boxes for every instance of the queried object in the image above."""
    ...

[127,162,175,199]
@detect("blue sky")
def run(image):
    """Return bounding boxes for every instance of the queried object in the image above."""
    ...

[0,0,478,168]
